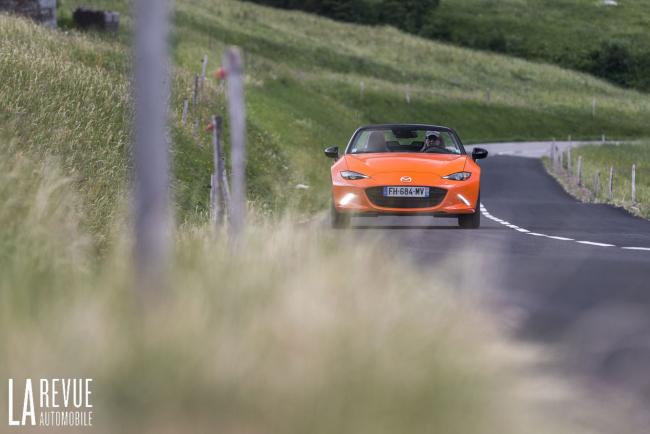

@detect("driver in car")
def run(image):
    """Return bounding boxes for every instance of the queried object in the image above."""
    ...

[421,131,445,153]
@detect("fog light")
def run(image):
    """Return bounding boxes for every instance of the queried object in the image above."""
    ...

[457,194,471,206]
[339,193,356,206]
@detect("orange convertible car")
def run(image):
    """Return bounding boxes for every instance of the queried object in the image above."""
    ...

[324,124,488,229]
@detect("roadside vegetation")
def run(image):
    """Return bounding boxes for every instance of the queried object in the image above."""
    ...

[546,142,650,219]
[0,145,576,434]
[0,1,647,430]
[424,0,650,92]
[47,0,650,219]
[248,0,650,93]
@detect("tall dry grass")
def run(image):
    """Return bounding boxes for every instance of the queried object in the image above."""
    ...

[0,146,573,434]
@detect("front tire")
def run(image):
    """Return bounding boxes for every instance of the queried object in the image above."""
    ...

[331,203,351,229]
[458,196,481,229]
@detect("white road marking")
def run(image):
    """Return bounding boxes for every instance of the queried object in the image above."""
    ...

[545,235,574,241]
[480,203,650,252]
[577,241,615,247]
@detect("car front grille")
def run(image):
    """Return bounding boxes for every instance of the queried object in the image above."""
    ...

[365,186,447,209]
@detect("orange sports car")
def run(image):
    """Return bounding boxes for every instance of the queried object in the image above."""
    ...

[324,124,488,229]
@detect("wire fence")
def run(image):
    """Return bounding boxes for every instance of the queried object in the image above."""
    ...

[548,142,645,215]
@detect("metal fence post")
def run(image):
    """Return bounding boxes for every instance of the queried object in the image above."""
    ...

[577,156,583,186]
[632,164,637,204]
[133,0,171,296]
[608,166,614,201]
[224,47,247,240]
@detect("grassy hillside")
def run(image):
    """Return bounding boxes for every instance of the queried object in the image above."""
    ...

[424,0,650,91]
[5,0,650,239]
[548,142,650,218]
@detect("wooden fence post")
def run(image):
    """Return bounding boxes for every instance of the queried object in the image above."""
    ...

[211,115,223,226]
[224,47,247,240]
[608,166,614,201]
[567,147,572,173]
[592,97,596,118]
[220,157,231,221]
[632,164,637,204]
[577,156,583,186]
[559,146,564,170]
[550,143,556,167]
[181,97,188,126]
[192,73,199,106]
[133,0,171,296]
[200,54,208,93]
[594,171,600,198]
[360,81,365,99]
[405,84,411,104]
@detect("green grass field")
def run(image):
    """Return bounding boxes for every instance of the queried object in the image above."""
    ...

[550,142,650,218]
[6,0,650,230]
[423,0,650,91]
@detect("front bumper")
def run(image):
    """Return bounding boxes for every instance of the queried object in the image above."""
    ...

[332,176,479,215]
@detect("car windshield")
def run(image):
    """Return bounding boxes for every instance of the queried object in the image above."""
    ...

[348,127,463,155]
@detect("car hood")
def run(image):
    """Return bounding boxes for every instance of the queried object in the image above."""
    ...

[344,153,467,176]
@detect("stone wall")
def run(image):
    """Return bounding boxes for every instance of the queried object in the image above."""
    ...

[0,0,57,28]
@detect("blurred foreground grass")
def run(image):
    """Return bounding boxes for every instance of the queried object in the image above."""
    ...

[0,148,570,434]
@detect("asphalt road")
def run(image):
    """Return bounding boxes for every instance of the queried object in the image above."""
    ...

[348,151,650,406]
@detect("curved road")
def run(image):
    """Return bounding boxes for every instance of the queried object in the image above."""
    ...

[348,147,650,408]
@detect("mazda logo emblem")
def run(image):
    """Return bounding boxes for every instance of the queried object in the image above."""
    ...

[400,176,412,183]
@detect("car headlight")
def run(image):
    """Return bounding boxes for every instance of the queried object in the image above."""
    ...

[340,170,369,180]
[442,171,472,181]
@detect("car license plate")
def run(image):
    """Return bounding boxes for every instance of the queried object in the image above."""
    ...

[383,186,429,197]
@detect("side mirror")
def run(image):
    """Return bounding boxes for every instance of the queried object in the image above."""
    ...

[472,147,488,161]
[324,146,339,159]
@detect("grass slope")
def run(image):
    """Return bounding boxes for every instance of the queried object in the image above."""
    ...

[424,0,650,91]
[5,0,650,233]
[549,142,650,218]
